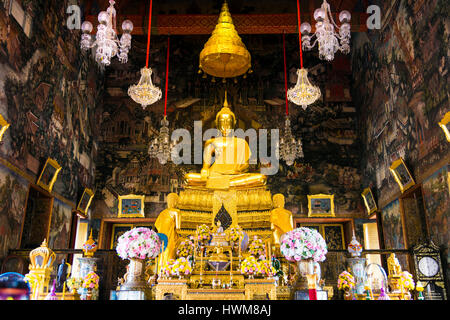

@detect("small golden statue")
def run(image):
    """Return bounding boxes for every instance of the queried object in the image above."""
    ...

[185,93,267,190]
[270,194,294,245]
[387,253,402,292]
[210,221,228,247]
[155,193,180,273]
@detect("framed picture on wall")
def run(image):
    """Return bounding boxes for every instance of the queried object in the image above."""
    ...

[361,188,377,215]
[438,111,450,142]
[0,113,10,142]
[389,158,415,193]
[36,158,62,193]
[118,194,145,218]
[77,188,94,216]
[110,224,133,249]
[307,194,335,217]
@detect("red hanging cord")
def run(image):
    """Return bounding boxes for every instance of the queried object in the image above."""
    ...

[145,0,153,68]
[296,0,304,69]
[283,32,289,116]
[164,36,170,116]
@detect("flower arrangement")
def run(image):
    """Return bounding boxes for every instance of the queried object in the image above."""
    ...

[400,271,415,290]
[226,226,244,243]
[337,271,355,291]
[196,224,211,244]
[66,277,83,292]
[176,237,195,258]
[171,257,193,276]
[240,256,260,276]
[116,227,161,260]
[82,272,99,290]
[248,236,266,260]
[258,260,276,277]
[280,227,328,262]
[161,259,176,278]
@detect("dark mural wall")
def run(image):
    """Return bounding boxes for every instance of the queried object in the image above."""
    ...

[0,0,103,259]
[352,0,449,253]
[92,32,364,219]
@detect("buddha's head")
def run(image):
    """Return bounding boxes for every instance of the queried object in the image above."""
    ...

[273,194,285,209]
[167,193,179,209]
[215,92,236,136]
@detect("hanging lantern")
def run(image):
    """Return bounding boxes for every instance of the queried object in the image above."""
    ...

[199,1,251,78]
[128,0,161,109]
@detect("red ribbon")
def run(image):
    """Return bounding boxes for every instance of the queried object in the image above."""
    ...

[164,36,170,116]
[296,0,304,69]
[283,32,289,116]
[145,0,153,68]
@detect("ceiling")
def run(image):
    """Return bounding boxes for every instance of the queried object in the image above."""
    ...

[81,0,369,35]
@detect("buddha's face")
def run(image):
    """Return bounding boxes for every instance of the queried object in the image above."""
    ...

[217,114,234,136]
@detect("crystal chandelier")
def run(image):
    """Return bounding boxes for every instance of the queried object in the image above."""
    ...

[287,0,321,110]
[148,36,173,165]
[279,117,304,166]
[148,116,175,165]
[287,68,321,110]
[80,0,133,68]
[300,0,351,61]
[128,67,162,109]
[128,0,161,109]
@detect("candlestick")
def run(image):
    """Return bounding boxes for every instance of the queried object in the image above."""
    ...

[230,248,233,286]
[200,245,203,284]
[62,282,66,300]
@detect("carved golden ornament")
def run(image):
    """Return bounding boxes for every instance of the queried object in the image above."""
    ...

[199,1,251,78]
[29,239,56,270]
[82,229,98,258]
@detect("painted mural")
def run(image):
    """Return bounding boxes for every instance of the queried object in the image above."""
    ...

[381,199,405,250]
[92,33,363,218]
[352,0,449,208]
[0,0,103,204]
[422,165,450,260]
[48,198,73,250]
[0,164,29,259]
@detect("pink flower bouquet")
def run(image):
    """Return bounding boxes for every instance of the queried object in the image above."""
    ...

[116,227,162,260]
[280,227,328,262]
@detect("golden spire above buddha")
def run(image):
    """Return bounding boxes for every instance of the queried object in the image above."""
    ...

[199,0,251,78]
[185,92,267,190]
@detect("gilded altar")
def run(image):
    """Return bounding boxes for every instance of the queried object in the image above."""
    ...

[152,95,294,300]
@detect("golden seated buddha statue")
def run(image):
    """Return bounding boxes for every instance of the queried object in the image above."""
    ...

[185,94,267,190]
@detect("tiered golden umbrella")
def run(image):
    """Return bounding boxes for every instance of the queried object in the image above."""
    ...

[199,1,251,78]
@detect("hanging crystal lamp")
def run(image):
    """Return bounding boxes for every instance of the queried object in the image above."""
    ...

[80,0,133,68]
[300,0,351,61]
[148,116,174,165]
[279,117,304,166]
[287,68,321,110]
[128,67,162,109]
